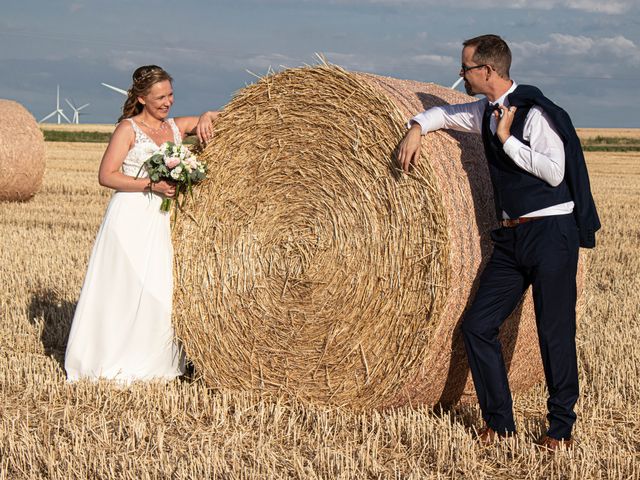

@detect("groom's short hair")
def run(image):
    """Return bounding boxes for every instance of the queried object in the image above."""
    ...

[463,34,512,80]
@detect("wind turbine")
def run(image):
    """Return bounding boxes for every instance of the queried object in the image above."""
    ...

[40,85,71,124]
[101,82,128,96]
[65,98,90,124]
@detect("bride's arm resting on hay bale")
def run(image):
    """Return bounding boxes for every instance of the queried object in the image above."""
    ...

[175,111,219,145]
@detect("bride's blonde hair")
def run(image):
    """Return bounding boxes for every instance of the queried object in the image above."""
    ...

[117,65,173,123]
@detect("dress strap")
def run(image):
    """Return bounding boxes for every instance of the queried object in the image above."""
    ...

[167,118,182,145]
[127,118,143,134]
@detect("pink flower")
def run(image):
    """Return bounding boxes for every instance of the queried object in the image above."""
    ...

[165,157,181,169]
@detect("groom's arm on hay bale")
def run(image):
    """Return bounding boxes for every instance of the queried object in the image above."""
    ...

[398,100,486,173]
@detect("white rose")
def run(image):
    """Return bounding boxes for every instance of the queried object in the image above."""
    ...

[147,145,160,157]
[170,166,183,180]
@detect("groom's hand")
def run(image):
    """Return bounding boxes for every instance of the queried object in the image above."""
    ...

[496,105,517,144]
[398,123,422,173]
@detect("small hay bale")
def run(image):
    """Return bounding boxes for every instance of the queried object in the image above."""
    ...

[173,64,559,410]
[0,100,46,202]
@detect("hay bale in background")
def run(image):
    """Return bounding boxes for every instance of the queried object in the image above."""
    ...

[173,64,547,409]
[0,100,46,202]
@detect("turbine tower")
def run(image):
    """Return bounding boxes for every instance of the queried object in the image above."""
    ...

[65,99,90,124]
[40,85,71,124]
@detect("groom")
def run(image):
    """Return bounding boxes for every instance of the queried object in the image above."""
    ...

[398,34,600,450]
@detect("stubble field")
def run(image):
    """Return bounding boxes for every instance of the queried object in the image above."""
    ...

[0,139,638,479]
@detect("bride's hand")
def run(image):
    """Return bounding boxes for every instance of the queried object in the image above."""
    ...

[152,180,176,198]
[195,111,216,145]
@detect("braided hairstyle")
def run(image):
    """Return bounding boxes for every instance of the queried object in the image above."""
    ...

[117,65,173,123]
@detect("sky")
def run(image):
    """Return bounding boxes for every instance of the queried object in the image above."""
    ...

[1,0,639,128]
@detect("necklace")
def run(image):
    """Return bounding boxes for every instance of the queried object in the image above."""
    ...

[139,118,167,135]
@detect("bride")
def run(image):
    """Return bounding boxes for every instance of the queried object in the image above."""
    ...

[65,65,218,383]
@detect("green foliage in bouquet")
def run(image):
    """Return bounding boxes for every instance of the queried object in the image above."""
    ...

[137,141,207,216]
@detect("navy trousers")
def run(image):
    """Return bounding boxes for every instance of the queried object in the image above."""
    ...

[461,214,580,440]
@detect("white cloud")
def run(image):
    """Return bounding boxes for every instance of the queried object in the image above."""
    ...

[322,52,380,71]
[107,53,143,73]
[508,33,640,92]
[325,0,634,14]
[238,53,297,71]
[411,54,456,67]
[215,49,456,76]
[512,34,640,65]
[315,51,459,73]
[564,0,630,14]
[552,33,640,60]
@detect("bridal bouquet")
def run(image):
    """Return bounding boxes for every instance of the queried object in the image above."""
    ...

[138,142,207,213]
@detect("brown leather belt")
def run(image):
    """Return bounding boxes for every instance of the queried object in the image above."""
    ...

[501,216,543,228]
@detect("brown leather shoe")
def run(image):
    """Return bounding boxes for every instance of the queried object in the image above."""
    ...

[478,426,498,445]
[538,435,574,451]
[477,425,512,445]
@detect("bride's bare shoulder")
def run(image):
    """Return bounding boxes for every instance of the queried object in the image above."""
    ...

[108,120,136,147]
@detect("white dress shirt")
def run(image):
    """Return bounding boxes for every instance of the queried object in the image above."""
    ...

[409,82,574,219]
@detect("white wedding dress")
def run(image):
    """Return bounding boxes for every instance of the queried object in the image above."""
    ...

[65,118,185,383]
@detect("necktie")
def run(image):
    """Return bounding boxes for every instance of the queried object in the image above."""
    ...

[482,103,500,137]
[484,103,500,121]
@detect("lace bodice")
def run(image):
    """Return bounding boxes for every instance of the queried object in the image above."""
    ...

[121,118,182,177]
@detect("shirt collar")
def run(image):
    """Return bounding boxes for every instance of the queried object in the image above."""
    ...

[488,81,518,107]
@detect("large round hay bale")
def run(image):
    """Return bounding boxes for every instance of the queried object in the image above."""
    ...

[173,64,552,409]
[0,100,46,202]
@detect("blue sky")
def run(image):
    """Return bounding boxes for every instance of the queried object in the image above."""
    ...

[1,0,638,127]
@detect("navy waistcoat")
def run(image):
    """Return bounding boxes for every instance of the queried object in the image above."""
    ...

[481,101,573,221]
[481,84,601,248]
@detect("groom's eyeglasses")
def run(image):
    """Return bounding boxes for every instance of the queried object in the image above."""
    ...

[460,64,488,74]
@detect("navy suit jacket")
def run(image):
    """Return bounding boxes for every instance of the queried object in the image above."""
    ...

[507,85,601,248]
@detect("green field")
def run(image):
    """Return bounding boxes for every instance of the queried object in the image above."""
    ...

[41,130,113,143]
[581,136,640,152]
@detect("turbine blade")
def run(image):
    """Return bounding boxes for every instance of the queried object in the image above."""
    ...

[40,111,57,122]
[59,110,72,123]
[450,77,464,90]
[65,98,76,111]
[78,103,90,110]
[101,82,128,95]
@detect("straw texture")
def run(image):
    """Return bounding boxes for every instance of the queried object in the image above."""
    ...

[0,99,46,202]
[173,64,558,409]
